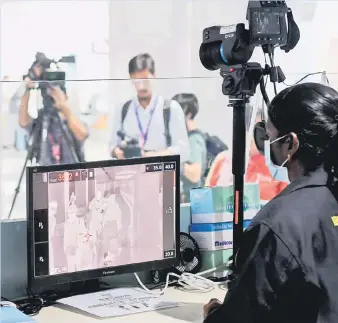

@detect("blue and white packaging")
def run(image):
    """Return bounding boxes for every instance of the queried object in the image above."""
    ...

[190,184,260,224]
[190,220,251,251]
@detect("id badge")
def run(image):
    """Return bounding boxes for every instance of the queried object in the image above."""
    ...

[52,144,61,162]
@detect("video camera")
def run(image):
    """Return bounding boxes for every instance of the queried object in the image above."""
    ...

[117,131,142,159]
[25,52,75,108]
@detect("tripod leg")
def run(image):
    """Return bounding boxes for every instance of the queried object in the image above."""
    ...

[8,119,42,219]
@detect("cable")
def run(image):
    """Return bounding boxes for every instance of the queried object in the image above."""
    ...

[267,52,278,95]
[134,264,229,295]
[283,71,327,87]
[0,288,59,316]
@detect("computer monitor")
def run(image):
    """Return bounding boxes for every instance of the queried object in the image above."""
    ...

[26,155,180,290]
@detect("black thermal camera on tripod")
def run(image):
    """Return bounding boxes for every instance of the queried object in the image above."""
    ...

[199,1,300,260]
[200,1,299,70]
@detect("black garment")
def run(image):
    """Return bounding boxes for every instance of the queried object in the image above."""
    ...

[27,111,86,165]
[205,167,338,323]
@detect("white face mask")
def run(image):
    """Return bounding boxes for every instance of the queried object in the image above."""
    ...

[264,136,290,183]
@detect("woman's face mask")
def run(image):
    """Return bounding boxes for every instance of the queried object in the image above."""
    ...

[264,135,290,182]
[254,121,290,183]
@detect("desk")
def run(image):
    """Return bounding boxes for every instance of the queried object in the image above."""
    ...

[34,287,226,323]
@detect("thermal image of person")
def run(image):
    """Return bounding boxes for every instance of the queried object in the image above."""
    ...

[69,192,76,207]
[89,190,105,256]
[48,200,58,271]
[89,190,104,214]
[100,194,122,262]
[103,237,120,267]
[76,209,94,272]
[63,204,80,272]
[91,196,109,267]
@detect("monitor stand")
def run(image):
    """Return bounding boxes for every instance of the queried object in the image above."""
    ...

[69,279,108,296]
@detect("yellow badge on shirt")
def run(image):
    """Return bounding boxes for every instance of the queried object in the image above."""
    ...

[331,216,338,226]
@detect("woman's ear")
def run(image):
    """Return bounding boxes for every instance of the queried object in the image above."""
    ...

[289,132,299,157]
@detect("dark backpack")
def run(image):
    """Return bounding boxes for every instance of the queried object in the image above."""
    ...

[121,100,172,147]
[189,129,228,177]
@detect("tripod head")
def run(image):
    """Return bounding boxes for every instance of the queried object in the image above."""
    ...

[220,62,285,102]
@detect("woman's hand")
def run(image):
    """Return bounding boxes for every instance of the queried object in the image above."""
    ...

[203,298,222,319]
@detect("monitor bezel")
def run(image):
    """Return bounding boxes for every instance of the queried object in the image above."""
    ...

[26,155,180,290]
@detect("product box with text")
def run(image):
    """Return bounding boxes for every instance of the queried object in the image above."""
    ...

[190,184,260,224]
[190,220,251,251]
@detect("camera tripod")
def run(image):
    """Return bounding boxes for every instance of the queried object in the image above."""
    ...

[220,62,277,256]
[7,107,81,219]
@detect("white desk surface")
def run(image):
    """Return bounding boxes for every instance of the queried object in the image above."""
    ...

[34,287,226,323]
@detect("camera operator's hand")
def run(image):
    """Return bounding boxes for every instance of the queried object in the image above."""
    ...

[24,64,43,88]
[47,86,68,111]
[113,147,125,159]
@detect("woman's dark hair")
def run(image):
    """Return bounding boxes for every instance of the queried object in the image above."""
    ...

[128,53,155,75]
[268,82,338,190]
[172,93,199,119]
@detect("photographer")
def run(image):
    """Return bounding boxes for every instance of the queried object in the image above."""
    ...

[203,83,338,323]
[109,53,189,161]
[172,93,207,201]
[19,64,88,165]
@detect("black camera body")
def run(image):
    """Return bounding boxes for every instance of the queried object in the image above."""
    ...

[25,52,72,108]
[117,131,142,159]
[39,69,67,106]
[200,1,298,71]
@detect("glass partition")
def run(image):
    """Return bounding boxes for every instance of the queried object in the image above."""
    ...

[1,72,333,220]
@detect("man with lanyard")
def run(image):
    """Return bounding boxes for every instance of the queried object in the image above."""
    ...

[109,53,189,161]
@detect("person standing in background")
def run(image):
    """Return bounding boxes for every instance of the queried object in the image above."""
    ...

[109,53,189,162]
[18,63,88,165]
[205,111,288,201]
[172,93,207,202]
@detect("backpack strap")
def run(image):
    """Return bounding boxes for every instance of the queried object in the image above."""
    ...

[163,100,172,147]
[188,129,205,138]
[121,100,132,128]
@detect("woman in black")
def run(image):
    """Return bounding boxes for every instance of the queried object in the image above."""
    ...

[203,83,338,323]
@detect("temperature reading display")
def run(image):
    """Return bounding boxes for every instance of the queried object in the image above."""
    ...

[57,172,72,182]
[163,250,175,258]
[145,163,163,172]
[164,162,176,171]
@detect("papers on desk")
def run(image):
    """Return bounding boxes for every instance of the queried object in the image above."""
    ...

[58,287,181,318]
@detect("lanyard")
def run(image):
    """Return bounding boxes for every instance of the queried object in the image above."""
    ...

[134,96,158,146]
[49,134,62,163]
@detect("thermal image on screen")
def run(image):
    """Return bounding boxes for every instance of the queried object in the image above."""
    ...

[31,162,176,278]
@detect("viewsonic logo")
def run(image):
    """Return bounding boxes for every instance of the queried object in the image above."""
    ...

[102,270,115,275]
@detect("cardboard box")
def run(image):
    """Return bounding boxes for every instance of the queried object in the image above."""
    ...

[190,184,260,224]
[190,220,251,251]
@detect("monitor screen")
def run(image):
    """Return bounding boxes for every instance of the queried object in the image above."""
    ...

[251,12,281,36]
[27,156,180,289]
